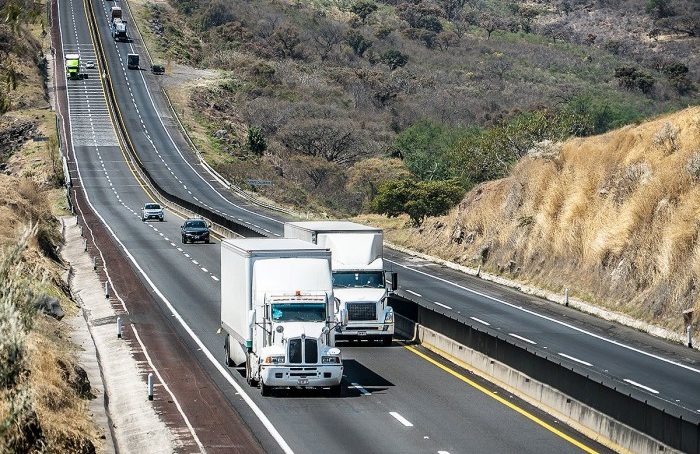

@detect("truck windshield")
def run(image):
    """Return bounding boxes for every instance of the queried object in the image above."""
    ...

[332,271,384,288]
[271,303,326,322]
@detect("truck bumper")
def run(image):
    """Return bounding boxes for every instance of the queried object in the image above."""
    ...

[260,365,343,388]
[336,322,394,340]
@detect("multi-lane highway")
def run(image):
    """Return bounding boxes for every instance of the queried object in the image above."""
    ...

[88,0,700,422]
[54,0,700,451]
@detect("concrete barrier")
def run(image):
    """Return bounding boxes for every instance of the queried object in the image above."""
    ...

[391,297,700,454]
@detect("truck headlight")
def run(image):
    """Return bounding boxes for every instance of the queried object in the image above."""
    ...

[321,356,341,364]
[384,309,394,323]
[263,355,285,364]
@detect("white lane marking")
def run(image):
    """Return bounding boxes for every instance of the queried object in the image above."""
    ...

[211,276,219,281]
[177,247,183,252]
[350,383,371,396]
[385,258,700,375]
[389,412,413,427]
[508,333,537,345]
[184,253,190,258]
[433,301,452,310]
[624,379,659,394]
[470,316,490,326]
[438,451,450,454]
[192,260,199,265]
[201,267,208,273]
[558,353,593,367]
[170,242,176,247]
[66,103,294,454]
[405,289,422,298]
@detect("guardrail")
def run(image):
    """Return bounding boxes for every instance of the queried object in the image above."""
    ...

[82,0,262,239]
[390,295,700,454]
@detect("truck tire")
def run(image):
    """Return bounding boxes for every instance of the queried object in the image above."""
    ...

[261,381,272,397]
[224,336,234,367]
[328,384,341,397]
[382,336,393,346]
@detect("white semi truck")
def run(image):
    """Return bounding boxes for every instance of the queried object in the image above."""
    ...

[110,7,127,42]
[221,238,345,396]
[284,221,397,345]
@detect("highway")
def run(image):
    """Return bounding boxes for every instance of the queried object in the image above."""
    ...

[55,0,699,451]
[88,0,700,423]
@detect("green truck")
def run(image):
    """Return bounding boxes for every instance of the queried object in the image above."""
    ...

[65,53,81,80]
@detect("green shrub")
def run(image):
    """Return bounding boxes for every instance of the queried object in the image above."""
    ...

[371,179,464,225]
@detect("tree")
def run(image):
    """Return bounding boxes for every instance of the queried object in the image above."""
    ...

[346,30,373,56]
[380,49,408,70]
[614,66,655,94]
[645,0,673,19]
[351,0,378,24]
[479,12,505,40]
[346,158,410,208]
[371,179,464,225]
[247,127,267,155]
[311,20,345,61]
[394,120,461,181]
[435,31,459,50]
[279,119,365,165]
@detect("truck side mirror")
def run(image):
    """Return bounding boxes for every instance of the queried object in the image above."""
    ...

[248,309,256,328]
[390,272,398,291]
[339,309,348,327]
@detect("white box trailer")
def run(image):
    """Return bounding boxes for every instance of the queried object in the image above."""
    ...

[221,238,344,396]
[284,221,397,345]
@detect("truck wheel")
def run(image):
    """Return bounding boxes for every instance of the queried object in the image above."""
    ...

[261,381,272,397]
[328,384,341,397]
[224,336,234,367]
[382,336,393,346]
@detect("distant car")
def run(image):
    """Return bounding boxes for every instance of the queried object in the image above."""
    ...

[85,60,95,69]
[141,202,164,222]
[181,219,210,244]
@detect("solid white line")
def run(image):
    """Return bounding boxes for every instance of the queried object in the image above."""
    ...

[508,333,537,345]
[470,316,490,326]
[385,258,700,375]
[405,289,422,298]
[62,16,293,453]
[350,382,371,396]
[433,301,452,310]
[558,353,593,367]
[624,379,659,394]
[389,412,413,427]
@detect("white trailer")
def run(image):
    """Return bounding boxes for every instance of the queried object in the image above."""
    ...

[221,238,344,396]
[284,221,397,345]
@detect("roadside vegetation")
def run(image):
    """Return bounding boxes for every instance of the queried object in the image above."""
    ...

[134,0,697,216]
[360,107,700,333]
[0,1,102,451]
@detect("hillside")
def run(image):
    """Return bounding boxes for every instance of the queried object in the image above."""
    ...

[131,0,698,216]
[363,106,700,332]
[0,2,102,451]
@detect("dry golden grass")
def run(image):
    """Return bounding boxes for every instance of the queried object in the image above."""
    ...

[370,107,700,332]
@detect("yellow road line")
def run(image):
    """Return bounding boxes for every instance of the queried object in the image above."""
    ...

[403,344,599,454]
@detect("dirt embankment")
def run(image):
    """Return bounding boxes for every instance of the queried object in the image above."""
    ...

[0,10,103,454]
[364,106,700,333]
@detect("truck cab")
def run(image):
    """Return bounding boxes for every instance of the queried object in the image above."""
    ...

[284,221,397,345]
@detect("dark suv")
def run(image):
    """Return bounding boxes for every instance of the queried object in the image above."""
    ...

[181,219,210,244]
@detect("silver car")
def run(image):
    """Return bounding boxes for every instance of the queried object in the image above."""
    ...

[141,202,164,222]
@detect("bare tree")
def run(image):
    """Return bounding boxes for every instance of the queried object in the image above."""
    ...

[279,118,365,165]
[311,20,346,61]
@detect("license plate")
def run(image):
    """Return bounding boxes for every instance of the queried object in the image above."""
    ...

[297,378,309,385]
[357,331,367,336]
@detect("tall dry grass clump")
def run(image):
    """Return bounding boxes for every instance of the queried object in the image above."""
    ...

[389,107,700,331]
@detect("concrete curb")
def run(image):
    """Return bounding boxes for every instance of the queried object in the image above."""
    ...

[386,241,699,350]
[61,217,176,453]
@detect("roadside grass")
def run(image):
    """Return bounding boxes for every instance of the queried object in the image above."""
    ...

[359,107,700,332]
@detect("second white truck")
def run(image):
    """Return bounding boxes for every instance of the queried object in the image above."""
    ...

[284,221,397,345]
[221,238,344,396]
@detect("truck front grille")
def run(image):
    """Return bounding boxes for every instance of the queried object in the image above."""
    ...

[288,338,318,364]
[347,302,377,321]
